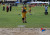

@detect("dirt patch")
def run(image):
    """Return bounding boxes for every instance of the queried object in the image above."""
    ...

[0,28,50,35]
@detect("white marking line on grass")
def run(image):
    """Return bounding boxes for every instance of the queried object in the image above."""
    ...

[18,25,26,28]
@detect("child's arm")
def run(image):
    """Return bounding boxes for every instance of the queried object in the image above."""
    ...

[22,8,23,12]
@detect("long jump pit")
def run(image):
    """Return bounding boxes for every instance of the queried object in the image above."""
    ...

[0,28,50,35]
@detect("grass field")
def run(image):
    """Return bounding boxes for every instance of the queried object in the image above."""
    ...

[0,5,50,28]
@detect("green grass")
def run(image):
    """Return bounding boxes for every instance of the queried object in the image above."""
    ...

[0,5,50,28]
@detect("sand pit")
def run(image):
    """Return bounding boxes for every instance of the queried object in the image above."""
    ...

[0,28,50,35]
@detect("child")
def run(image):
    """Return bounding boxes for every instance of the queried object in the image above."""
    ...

[22,6,27,23]
[29,4,32,15]
[45,5,48,12]
[3,4,5,11]
[45,4,48,15]
[10,4,12,11]
[6,5,9,12]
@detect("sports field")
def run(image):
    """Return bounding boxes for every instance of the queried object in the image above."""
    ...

[0,5,50,28]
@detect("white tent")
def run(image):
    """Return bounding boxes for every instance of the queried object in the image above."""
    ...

[31,2,49,4]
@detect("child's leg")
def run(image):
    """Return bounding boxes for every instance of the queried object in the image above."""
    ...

[3,7,4,11]
[7,8,8,12]
[24,13,27,23]
[45,10,48,15]
[22,13,25,23]
[22,18,24,23]
[29,10,32,15]
[24,17,27,23]
[45,10,47,12]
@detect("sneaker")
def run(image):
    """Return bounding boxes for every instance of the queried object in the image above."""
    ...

[25,21,27,23]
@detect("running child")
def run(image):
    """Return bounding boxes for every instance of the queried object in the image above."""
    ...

[22,6,27,23]
[29,4,32,15]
